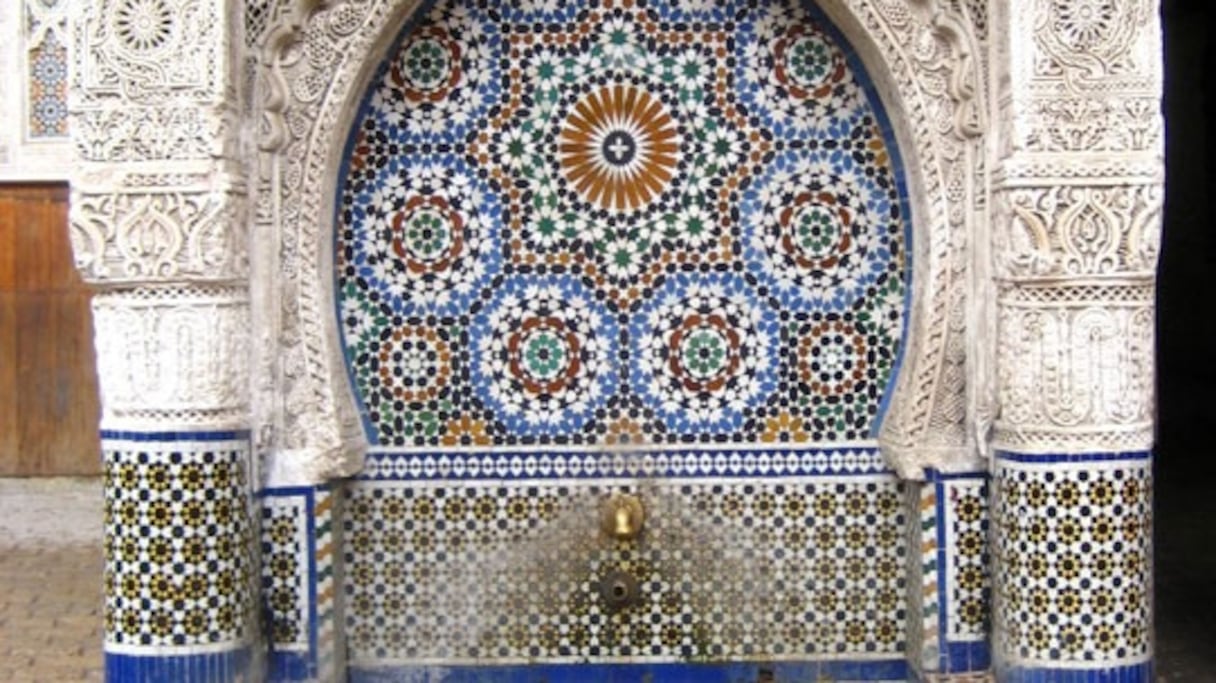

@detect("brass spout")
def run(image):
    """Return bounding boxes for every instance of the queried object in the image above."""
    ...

[601,493,644,541]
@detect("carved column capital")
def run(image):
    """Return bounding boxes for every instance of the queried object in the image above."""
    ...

[92,284,251,431]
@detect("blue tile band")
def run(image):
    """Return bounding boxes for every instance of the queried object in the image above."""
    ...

[267,650,314,682]
[994,450,1152,464]
[100,430,252,443]
[104,648,253,683]
[998,662,1153,683]
[360,446,894,480]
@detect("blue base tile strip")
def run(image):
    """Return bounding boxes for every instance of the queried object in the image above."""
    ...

[942,641,991,674]
[350,660,909,683]
[994,450,1152,465]
[267,650,313,682]
[998,662,1152,683]
[100,429,253,442]
[104,648,253,683]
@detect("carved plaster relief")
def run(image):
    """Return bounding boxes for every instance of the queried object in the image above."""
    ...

[996,0,1164,163]
[990,0,1164,457]
[71,0,238,163]
[92,285,251,429]
[1033,0,1153,83]
[71,183,249,283]
[995,282,1154,453]
[995,184,1163,281]
[250,0,989,483]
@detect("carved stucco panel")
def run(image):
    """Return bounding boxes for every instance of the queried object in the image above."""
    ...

[994,184,1163,282]
[92,285,251,429]
[994,282,1154,454]
[70,182,250,283]
[997,0,1164,161]
[1032,0,1155,84]
[71,0,239,163]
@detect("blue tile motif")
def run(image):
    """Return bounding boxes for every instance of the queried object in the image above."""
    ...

[336,0,911,449]
[998,662,1153,683]
[105,648,253,683]
[470,274,621,436]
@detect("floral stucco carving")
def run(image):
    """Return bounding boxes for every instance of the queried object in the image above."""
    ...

[67,0,253,439]
[991,0,1164,454]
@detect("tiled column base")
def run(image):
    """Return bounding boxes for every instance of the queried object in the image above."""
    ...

[262,484,344,683]
[102,430,258,683]
[992,452,1153,683]
[907,471,992,682]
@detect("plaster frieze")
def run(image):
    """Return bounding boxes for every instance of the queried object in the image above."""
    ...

[993,183,1162,282]
[70,168,249,284]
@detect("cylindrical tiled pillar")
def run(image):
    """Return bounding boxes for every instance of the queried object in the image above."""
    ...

[989,278,1157,682]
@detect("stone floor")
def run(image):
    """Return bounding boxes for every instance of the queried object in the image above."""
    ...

[0,477,1211,682]
[0,478,104,683]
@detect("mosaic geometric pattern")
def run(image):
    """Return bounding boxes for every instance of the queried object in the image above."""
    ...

[359,444,894,480]
[907,479,941,671]
[262,496,310,649]
[993,455,1152,666]
[25,0,68,138]
[312,487,341,682]
[944,478,990,642]
[262,486,344,683]
[336,0,909,448]
[102,433,254,649]
[344,475,908,663]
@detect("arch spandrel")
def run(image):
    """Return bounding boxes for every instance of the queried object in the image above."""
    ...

[251,0,989,484]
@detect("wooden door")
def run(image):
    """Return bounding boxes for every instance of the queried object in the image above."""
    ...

[0,183,101,475]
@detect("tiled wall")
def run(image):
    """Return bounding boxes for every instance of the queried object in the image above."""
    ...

[345,451,908,666]
[334,0,910,451]
[907,472,993,681]
[325,0,938,678]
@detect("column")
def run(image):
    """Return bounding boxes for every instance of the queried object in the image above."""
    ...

[989,2,1163,682]
[68,0,258,680]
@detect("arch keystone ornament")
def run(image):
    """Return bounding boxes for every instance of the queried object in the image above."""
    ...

[64,0,1163,681]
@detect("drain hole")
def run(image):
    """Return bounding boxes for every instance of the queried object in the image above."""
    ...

[599,570,640,612]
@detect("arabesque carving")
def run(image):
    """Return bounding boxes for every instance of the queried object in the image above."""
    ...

[70,186,249,282]
[92,284,251,430]
[991,0,1164,457]
[1034,0,1151,83]
[71,0,236,163]
[995,282,1155,453]
[995,184,1162,280]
